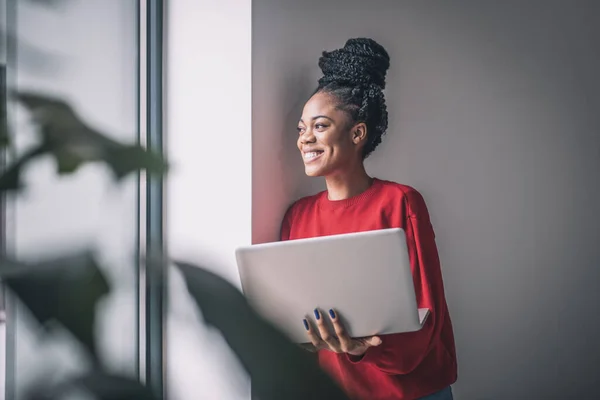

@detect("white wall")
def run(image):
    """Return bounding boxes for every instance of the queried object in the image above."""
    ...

[11,0,139,397]
[253,0,600,398]
[165,0,252,399]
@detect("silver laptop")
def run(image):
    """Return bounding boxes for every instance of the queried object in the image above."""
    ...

[235,228,429,343]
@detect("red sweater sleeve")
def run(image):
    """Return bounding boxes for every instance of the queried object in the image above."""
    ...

[347,189,443,375]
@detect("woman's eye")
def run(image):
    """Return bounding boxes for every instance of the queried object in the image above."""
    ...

[315,124,327,130]
[296,127,305,134]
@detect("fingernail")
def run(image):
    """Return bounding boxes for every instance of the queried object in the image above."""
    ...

[303,319,309,331]
[329,309,336,319]
[314,309,320,320]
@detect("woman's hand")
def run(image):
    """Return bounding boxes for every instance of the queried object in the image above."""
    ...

[302,308,382,356]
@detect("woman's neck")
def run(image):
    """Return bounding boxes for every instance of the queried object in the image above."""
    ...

[325,164,373,201]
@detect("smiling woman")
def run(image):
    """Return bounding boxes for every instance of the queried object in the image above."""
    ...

[295,38,389,199]
[297,98,363,180]
[282,38,458,400]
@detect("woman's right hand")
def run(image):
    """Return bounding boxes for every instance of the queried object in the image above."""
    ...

[302,308,382,356]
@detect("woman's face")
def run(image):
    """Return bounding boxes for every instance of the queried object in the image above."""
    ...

[297,92,365,177]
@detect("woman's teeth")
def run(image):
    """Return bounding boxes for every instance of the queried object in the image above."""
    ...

[304,151,322,160]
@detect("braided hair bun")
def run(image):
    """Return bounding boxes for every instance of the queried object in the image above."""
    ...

[318,38,390,89]
[316,38,391,158]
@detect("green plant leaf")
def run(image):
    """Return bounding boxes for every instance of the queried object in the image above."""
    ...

[74,372,160,400]
[0,91,168,192]
[105,145,167,179]
[0,115,8,148]
[0,252,110,358]
[23,372,160,400]
[175,261,350,400]
[0,145,48,191]
[0,162,24,191]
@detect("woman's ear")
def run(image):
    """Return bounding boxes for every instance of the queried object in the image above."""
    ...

[352,122,368,145]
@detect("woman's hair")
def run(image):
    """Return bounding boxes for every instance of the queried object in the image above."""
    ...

[316,38,391,159]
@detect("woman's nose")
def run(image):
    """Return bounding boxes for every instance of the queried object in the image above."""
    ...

[300,129,316,144]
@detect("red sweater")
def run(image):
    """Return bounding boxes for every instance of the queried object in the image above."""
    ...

[280,178,457,400]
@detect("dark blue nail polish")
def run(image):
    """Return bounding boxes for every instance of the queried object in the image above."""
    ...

[303,319,309,331]
[329,309,336,319]
[314,309,320,320]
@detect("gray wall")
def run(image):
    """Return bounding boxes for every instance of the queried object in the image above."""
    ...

[252,0,600,398]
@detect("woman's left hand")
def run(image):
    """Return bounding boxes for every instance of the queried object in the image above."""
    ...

[303,308,382,356]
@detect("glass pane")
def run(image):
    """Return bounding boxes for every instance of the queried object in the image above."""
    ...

[9,0,139,396]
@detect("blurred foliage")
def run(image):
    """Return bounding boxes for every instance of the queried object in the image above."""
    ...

[0,1,350,399]
[0,252,108,358]
[22,372,158,400]
[177,262,349,400]
[24,0,66,7]
[0,92,168,191]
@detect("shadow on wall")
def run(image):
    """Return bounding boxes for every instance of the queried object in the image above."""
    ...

[280,64,326,201]
[252,60,325,245]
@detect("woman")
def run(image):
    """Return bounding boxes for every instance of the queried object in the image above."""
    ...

[280,38,458,400]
